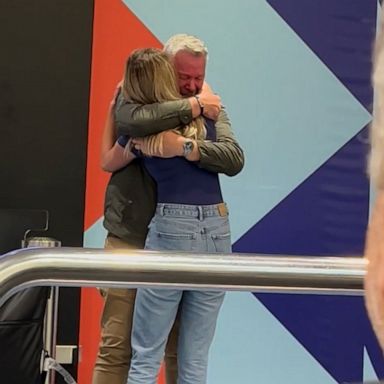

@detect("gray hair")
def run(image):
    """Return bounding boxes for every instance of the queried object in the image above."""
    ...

[163,34,208,58]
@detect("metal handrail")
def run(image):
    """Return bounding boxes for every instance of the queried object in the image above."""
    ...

[0,247,366,306]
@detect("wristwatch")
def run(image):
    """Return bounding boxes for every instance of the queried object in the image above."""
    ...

[182,140,194,157]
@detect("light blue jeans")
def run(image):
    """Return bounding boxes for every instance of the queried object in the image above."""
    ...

[127,203,231,384]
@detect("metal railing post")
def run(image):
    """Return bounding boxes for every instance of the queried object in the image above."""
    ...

[22,237,61,384]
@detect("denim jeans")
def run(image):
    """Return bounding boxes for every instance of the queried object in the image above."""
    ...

[127,203,231,384]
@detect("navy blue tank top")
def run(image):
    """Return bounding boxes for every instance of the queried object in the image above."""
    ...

[140,119,223,205]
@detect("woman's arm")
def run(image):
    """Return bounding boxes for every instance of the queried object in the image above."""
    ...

[101,140,136,173]
[100,102,135,172]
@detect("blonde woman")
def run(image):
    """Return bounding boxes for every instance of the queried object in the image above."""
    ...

[365,12,384,351]
[104,47,232,384]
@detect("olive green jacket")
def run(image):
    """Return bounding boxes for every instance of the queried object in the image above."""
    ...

[103,99,244,247]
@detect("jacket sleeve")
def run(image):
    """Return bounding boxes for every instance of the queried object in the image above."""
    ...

[115,97,193,137]
[196,108,244,177]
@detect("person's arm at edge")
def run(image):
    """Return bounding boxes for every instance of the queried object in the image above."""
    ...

[364,190,384,349]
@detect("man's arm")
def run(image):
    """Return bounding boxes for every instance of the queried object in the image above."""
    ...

[115,84,220,137]
[116,98,195,137]
[117,82,243,176]
[196,108,244,177]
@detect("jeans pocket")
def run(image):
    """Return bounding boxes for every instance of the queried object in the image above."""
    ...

[155,231,196,251]
[145,214,197,251]
[211,232,232,253]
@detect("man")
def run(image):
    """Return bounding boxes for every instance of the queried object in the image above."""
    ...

[364,15,384,351]
[93,34,244,384]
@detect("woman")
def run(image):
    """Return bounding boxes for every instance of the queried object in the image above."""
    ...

[104,47,232,384]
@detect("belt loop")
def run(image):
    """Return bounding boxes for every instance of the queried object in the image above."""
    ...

[159,204,165,216]
[197,206,203,221]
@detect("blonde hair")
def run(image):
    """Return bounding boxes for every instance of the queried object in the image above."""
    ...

[370,17,384,189]
[122,48,205,156]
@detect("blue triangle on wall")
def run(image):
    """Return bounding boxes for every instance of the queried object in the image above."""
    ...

[266,0,376,111]
[254,293,384,382]
[233,129,370,256]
